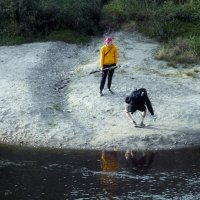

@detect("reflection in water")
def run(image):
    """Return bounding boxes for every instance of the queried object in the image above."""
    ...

[99,149,155,196]
[101,150,120,172]
[0,145,200,199]
[100,150,120,194]
[125,150,154,171]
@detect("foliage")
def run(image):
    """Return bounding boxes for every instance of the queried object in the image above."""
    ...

[153,1,200,40]
[0,0,102,37]
[0,0,200,65]
[100,0,142,29]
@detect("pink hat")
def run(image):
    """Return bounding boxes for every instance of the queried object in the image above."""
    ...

[105,37,112,43]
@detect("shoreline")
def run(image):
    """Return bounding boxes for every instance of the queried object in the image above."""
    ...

[1,140,200,152]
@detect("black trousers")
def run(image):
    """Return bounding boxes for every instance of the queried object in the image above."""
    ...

[100,67,115,92]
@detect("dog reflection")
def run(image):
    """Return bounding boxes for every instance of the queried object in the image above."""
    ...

[125,150,154,171]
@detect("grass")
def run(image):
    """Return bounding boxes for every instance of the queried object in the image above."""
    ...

[74,65,84,75]
[154,37,199,66]
[46,30,91,44]
[48,103,63,112]
[183,70,198,78]
[191,36,200,55]
[0,29,91,46]
[0,35,36,46]
[121,21,137,32]
[161,69,199,79]
[48,120,59,128]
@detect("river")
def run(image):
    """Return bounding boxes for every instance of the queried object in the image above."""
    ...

[0,144,200,200]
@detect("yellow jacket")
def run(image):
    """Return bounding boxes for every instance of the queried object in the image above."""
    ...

[100,43,118,69]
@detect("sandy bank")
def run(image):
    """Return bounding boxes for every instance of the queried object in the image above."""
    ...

[0,31,200,150]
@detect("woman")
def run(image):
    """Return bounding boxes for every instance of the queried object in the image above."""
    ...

[99,37,118,96]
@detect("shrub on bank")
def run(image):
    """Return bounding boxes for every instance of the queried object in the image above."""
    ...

[154,38,199,65]
[0,0,102,44]
[0,29,90,45]
[100,0,142,29]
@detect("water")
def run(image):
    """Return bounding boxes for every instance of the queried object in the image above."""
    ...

[0,145,200,200]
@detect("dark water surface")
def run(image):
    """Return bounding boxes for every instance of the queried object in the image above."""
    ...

[0,145,200,200]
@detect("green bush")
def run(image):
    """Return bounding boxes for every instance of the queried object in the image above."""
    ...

[156,1,200,22]
[153,1,200,40]
[0,0,18,35]
[100,0,142,29]
[0,0,102,37]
